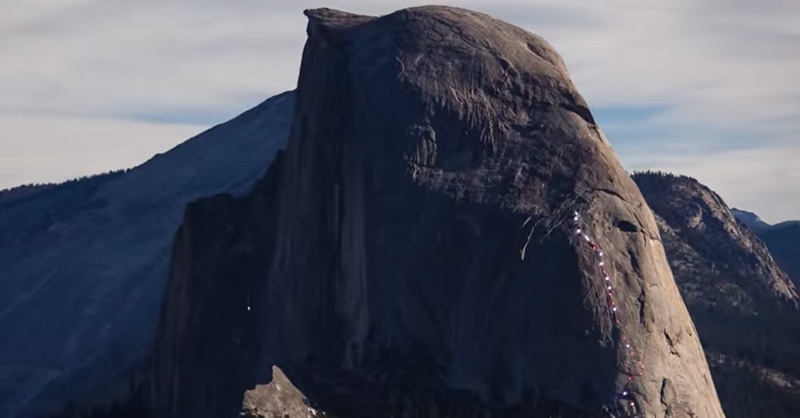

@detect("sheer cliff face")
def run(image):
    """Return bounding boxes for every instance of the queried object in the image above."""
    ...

[633,172,800,418]
[151,6,725,418]
[147,155,284,418]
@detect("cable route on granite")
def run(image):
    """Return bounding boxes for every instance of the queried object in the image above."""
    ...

[573,211,644,417]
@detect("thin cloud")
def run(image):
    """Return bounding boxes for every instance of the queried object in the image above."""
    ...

[0,0,797,220]
[0,113,203,189]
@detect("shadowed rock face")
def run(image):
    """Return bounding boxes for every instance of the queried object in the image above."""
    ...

[146,6,725,418]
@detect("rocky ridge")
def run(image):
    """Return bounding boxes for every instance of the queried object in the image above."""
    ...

[240,367,320,418]
[632,171,798,315]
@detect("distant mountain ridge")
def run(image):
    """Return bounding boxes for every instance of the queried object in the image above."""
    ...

[731,208,800,232]
[731,208,800,287]
[730,208,772,231]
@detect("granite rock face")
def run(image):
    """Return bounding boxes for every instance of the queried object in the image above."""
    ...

[240,366,320,418]
[147,6,726,418]
[634,172,800,418]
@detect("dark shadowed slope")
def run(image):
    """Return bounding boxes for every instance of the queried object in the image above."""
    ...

[0,171,128,260]
[731,208,800,287]
[0,91,294,418]
[757,221,800,286]
[145,6,725,418]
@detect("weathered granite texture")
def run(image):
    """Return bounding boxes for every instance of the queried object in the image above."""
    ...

[146,6,726,418]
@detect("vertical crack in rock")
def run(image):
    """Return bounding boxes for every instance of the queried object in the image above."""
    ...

[660,378,675,417]
[664,331,680,356]
[637,288,647,327]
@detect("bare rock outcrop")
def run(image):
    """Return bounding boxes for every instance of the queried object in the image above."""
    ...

[241,367,319,418]
[146,6,726,418]
[632,171,798,314]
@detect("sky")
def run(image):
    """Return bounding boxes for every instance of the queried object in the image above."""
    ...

[1,0,798,222]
